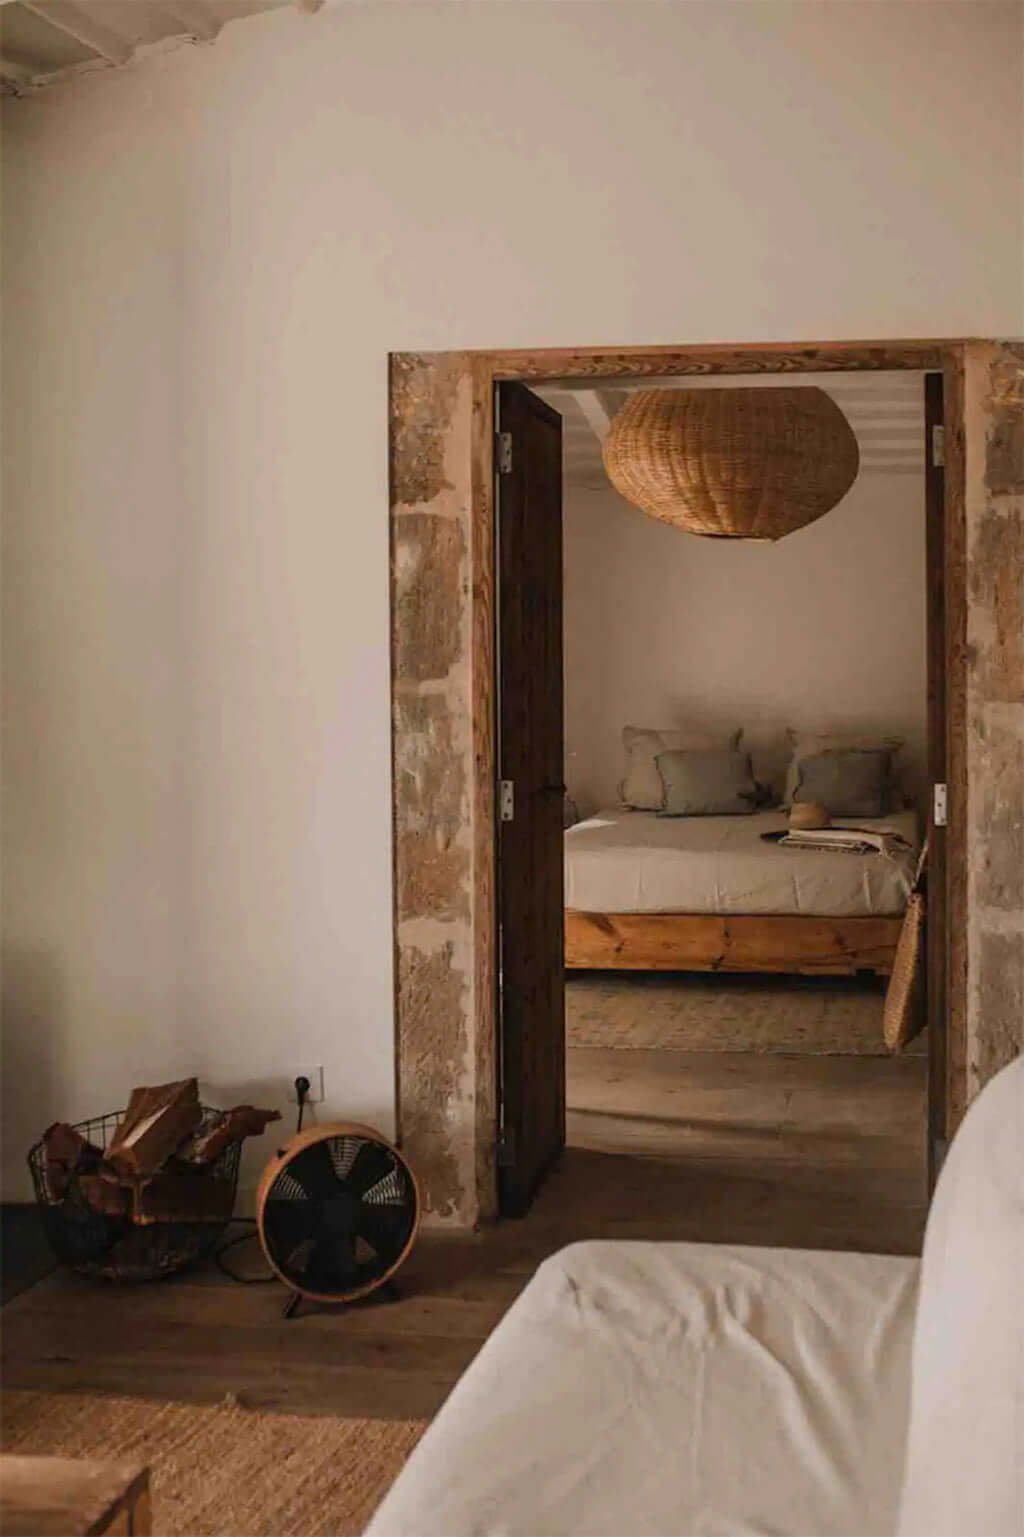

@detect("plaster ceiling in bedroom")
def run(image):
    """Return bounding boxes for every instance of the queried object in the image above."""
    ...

[0,0,319,93]
[535,371,927,494]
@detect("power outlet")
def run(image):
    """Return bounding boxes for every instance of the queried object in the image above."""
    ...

[287,1066,324,1104]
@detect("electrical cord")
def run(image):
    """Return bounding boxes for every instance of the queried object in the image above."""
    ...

[213,1217,271,1284]
[213,1075,310,1285]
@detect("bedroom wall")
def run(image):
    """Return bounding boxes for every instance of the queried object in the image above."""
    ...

[564,468,928,815]
[2,0,1022,1204]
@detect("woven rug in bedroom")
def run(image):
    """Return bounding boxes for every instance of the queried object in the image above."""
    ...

[1,1391,425,1536]
[567,972,926,1055]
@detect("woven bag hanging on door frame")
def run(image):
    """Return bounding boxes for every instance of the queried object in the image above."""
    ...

[883,845,928,1052]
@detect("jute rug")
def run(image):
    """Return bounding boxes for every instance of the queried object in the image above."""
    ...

[1,1390,425,1536]
[567,973,926,1055]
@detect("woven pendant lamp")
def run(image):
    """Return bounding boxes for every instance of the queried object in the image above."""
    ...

[603,387,859,541]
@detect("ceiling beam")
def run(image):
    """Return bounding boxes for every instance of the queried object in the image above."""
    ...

[19,1,132,65]
[159,3,222,42]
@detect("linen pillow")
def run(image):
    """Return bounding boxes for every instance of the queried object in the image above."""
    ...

[793,747,893,818]
[620,725,743,811]
[656,749,759,816]
[784,730,903,809]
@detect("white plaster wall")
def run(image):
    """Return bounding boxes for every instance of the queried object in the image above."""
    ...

[2,0,1021,1200]
[563,468,928,814]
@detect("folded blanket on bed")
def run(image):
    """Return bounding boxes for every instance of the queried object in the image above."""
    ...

[781,826,913,858]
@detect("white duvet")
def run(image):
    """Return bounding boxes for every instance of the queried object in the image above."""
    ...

[565,808,919,917]
[369,1060,1024,1537]
[368,1239,919,1537]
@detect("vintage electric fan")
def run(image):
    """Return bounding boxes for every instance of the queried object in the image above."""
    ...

[256,1118,420,1317]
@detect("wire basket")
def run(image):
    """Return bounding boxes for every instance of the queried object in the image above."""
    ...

[27,1106,241,1282]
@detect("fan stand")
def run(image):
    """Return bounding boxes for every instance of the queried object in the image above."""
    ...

[281,1276,402,1320]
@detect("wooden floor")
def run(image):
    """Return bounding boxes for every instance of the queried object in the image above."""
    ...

[3,1049,927,1424]
[567,1044,926,1170]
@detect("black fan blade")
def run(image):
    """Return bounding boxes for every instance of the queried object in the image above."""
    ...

[286,1139,340,1204]
[355,1199,411,1263]
[344,1140,395,1198]
[262,1199,314,1270]
[306,1231,358,1293]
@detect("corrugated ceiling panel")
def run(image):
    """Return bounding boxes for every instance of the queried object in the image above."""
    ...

[1,0,296,92]
[539,373,926,492]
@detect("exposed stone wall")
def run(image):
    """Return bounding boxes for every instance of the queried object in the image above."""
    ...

[390,343,1023,1229]
[965,342,1024,1098]
[390,353,492,1226]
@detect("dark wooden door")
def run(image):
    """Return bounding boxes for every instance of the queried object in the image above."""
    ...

[924,370,948,1184]
[496,381,565,1216]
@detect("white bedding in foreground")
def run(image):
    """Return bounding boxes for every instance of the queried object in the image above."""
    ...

[565,808,919,916]
[367,1239,919,1537]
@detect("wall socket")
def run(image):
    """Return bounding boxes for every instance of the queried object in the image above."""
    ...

[287,1066,324,1104]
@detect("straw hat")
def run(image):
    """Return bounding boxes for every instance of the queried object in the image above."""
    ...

[789,801,831,831]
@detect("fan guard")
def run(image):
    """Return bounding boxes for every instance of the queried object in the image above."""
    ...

[256,1122,420,1305]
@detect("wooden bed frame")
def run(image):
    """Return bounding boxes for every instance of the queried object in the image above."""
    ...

[565,910,902,977]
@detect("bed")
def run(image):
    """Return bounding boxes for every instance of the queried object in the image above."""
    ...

[565,808,919,975]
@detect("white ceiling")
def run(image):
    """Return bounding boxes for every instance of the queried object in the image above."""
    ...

[535,371,927,494]
[0,0,317,93]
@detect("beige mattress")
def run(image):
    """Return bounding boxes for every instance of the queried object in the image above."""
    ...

[367,1238,920,1537]
[564,807,918,917]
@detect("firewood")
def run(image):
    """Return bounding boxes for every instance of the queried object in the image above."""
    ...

[78,1173,130,1218]
[105,1079,203,1180]
[41,1122,104,1200]
[181,1106,281,1165]
[134,1168,236,1225]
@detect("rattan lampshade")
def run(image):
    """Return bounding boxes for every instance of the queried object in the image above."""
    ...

[603,387,860,540]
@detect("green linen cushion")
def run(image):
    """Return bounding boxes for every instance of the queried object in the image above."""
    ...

[620,725,743,811]
[784,730,903,809]
[793,747,892,817]
[655,748,759,816]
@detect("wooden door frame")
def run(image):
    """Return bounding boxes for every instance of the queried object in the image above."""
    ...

[390,337,1000,1229]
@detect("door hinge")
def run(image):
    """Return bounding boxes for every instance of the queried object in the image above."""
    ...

[496,431,513,475]
[496,1128,516,1168]
[933,782,948,827]
[931,425,945,469]
[499,779,515,822]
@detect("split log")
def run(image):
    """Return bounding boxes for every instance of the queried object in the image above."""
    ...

[134,1169,235,1225]
[78,1173,130,1218]
[41,1123,104,1200]
[181,1106,281,1166]
[105,1079,203,1180]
